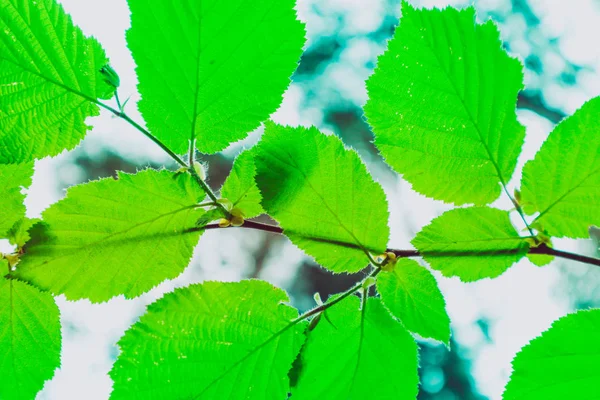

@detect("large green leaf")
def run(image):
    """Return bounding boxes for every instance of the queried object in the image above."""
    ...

[377,259,450,344]
[412,207,529,281]
[255,122,390,273]
[220,149,264,219]
[365,2,525,205]
[13,169,205,302]
[0,0,115,163]
[110,280,306,400]
[126,0,305,155]
[292,296,418,399]
[0,163,33,237]
[503,309,600,400]
[520,97,600,238]
[0,277,61,400]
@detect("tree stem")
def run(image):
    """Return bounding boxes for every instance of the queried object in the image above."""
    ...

[202,221,600,268]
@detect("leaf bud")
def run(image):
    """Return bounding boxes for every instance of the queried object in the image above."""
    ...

[230,215,244,227]
[99,64,120,89]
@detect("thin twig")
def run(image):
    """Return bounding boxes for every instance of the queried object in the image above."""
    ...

[202,221,600,268]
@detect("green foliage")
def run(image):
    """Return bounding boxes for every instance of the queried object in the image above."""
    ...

[520,97,600,238]
[254,122,390,273]
[220,149,264,219]
[7,217,39,248]
[13,169,206,302]
[365,2,525,205]
[0,0,599,398]
[292,295,419,399]
[126,0,306,155]
[0,163,33,236]
[412,207,529,281]
[110,280,306,400]
[503,309,600,399]
[0,278,61,399]
[377,259,450,344]
[0,0,115,163]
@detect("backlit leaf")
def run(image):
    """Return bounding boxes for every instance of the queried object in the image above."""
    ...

[520,97,600,238]
[221,149,264,219]
[110,280,306,400]
[292,296,419,399]
[412,207,529,281]
[377,259,450,344]
[0,0,115,162]
[0,162,32,237]
[126,0,305,154]
[503,309,600,400]
[14,169,205,302]
[0,278,61,399]
[255,122,390,273]
[365,2,525,205]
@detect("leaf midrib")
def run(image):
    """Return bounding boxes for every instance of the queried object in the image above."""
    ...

[412,12,512,192]
[533,166,600,225]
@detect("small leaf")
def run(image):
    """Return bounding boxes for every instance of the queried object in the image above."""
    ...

[255,122,390,273]
[292,296,419,399]
[110,280,306,400]
[365,2,525,205]
[0,163,33,237]
[520,97,600,238]
[412,207,529,281]
[377,259,451,344]
[220,149,264,219]
[0,278,61,399]
[7,217,39,248]
[14,169,205,302]
[503,309,600,400]
[126,0,306,154]
[0,0,115,162]
[526,253,554,267]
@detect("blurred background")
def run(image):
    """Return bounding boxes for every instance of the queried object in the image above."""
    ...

[20,0,600,399]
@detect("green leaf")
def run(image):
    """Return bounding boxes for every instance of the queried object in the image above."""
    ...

[221,149,264,219]
[0,163,33,237]
[0,0,115,163]
[503,309,600,400]
[110,280,306,400]
[526,253,554,267]
[412,207,529,281]
[13,169,205,302]
[377,259,451,344]
[126,0,306,155]
[292,296,419,399]
[0,277,61,399]
[7,217,39,248]
[520,97,600,238]
[364,2,525,205]
[255,122,390,273]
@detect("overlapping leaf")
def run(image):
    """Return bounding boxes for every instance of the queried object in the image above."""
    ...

[255,122,390,273]
[0,0,115,163]
[412,207,529,281]
[504,309,600,399]
[365,2,525,205]
[126,0,305,154]
[0,277,61,399]
[110,280,306,400]
[377,259,450,344]
[520,97,600,238]
[221,149,264,219]
[292,296,419,399]
[13,169,205,302]
[0,162,33,237]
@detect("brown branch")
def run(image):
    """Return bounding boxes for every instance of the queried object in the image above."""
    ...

[202,222,600,268]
